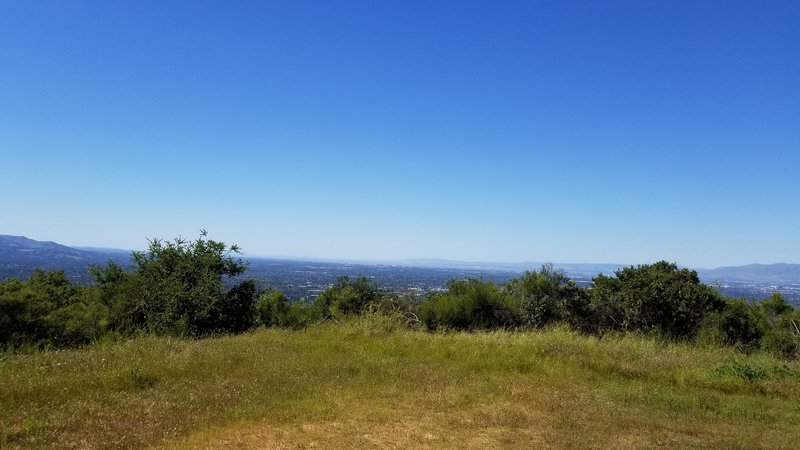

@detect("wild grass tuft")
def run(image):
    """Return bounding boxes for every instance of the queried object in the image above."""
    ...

[122,365,158,390]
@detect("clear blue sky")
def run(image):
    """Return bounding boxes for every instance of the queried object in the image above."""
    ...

[1,1,798,268]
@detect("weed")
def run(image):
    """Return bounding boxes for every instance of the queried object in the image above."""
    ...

[124,365,158,390]
[18,415,46,441]
[772,364,800,380]
[714,362,769,383]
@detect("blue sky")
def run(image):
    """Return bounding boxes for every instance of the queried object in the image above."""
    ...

[1,1,798,268]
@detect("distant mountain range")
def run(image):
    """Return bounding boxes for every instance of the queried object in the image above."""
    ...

[697,264,800,283]
[0,235,130,283]
[385,259,624,278]
[341,258,800,284]
[1,235,799,285]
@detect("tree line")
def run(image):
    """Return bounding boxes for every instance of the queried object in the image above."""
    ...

[1,233,798,357]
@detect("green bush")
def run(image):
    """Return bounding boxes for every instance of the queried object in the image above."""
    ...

[47,288,110,347]
[219,279,257,333]
[419,279,519,330]
[759,294,800,358]
[590,261,726,339]
[506,264,593,331]
[94,232,257,336]
[313,276,383,319]
[283,301,312,328]
[714,362,769,383]
[0,277,54,349]
[714,299,764,351]
[89,261,142,333]
[0,270,110,350]
[255,288,309,328]
[762,322,800,358]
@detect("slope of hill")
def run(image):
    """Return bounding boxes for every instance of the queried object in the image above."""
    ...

[0,235,130,282]
[0,235,87,259]
[698,263,800,283]
[2,323,798,448]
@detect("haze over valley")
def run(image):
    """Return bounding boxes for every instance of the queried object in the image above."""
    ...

[2,234,798,304]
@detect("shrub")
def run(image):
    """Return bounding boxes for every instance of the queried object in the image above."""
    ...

[92,231,257,337]
[715,299,764,350]
[419,279,519,330]
[283,301,312,328]
[218,279,257,333]
[590,261,726,339]
[759,294,800,358]
[506,264,593,331]
[255,288,292,327]
[47,288,110,347]
[0,277,54,349]
[714,362,769,383]
[313,276,383,319]
[762,322,800,359]
[0,271,110,350]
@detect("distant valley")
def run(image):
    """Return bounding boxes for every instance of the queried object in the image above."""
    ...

[1,235,799,304]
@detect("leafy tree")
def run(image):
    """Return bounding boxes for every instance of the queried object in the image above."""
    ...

[506,264,592,330]
[590,261,725,339]
[589,274,629,333]
[27,269,77,309]
[255,288,291,327]
[716,299,765,350]
[0,270,109,350]
[47,287,110,347]
[219,279,258,333]
[759,293,800,357]
[0,277,53,349]
[761,293,793,319]
[90,261,142,332]
[95,231,256,336]
[254,288,311,328]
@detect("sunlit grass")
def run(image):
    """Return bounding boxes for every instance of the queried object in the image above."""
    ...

[2,319,799,448]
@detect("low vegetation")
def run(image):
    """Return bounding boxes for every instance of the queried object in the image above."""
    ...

[2,321,799,448]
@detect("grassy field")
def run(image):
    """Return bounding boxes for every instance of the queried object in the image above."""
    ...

[2,317,800,449]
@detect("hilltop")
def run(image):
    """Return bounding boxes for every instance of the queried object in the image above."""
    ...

[2,322,799,448]
[3,233,800,448]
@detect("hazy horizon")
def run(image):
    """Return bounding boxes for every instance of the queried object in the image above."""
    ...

[2,1,798,268]
[5,232,798,271]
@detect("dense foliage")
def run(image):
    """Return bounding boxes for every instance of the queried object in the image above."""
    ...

[2,236,799,359]
[312,275,383,319]
[507,264,592,331]
[590,261,727,339]
[0,269,108,349]
[92,231,257,336]
[420,279,518,330]
[1,233,257,349]
[255,287,308,328]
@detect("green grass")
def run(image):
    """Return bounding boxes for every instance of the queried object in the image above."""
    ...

[2,318,800,448]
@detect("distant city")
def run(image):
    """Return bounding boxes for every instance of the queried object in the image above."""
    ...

[1,235,799,305]
[240,259,800,305]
